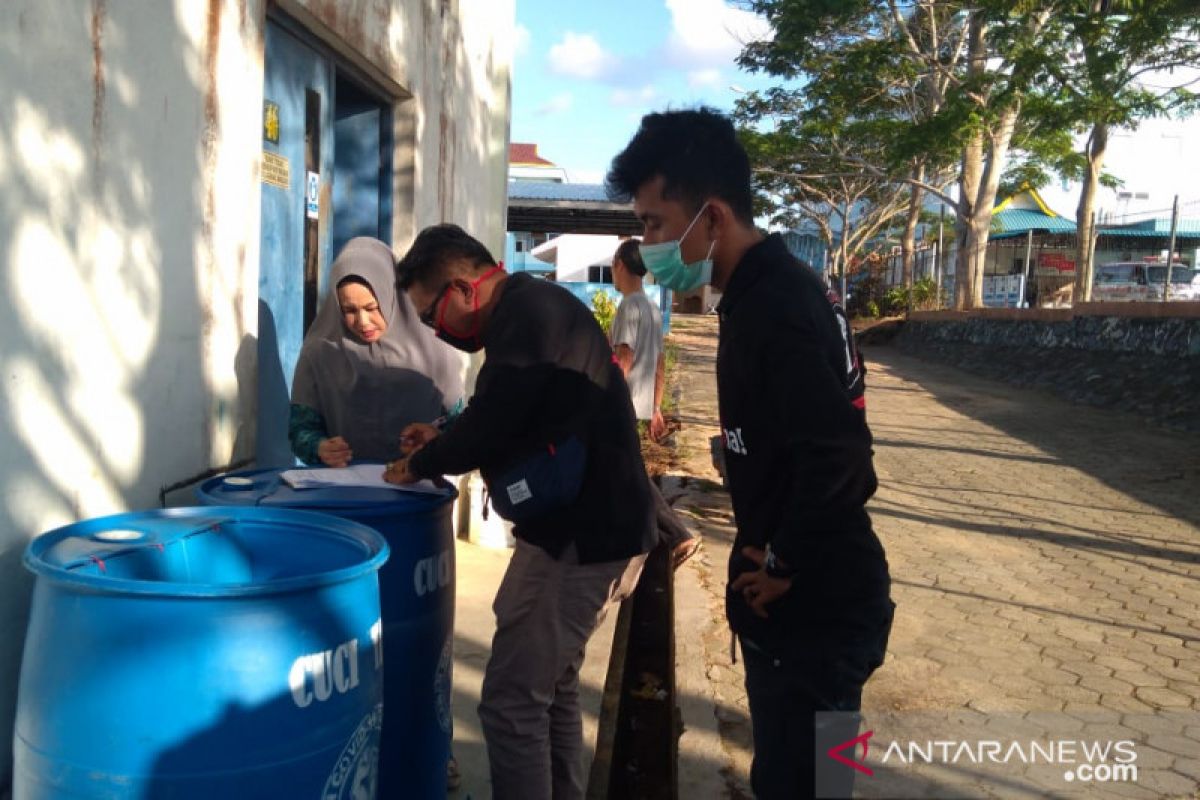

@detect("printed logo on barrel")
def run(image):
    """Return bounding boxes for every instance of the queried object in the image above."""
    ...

[323,702,384,800]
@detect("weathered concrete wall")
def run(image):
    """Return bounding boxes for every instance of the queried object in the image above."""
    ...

[281,0,511,253]
[894,310,1200,432]
[0,0,511,784]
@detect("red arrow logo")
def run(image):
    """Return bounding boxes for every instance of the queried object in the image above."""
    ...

[827,730,874,776]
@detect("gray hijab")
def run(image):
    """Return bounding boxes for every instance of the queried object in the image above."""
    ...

[291,237,464,462]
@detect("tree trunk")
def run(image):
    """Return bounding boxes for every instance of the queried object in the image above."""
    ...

[954,12,986,310]
[901,162,925,310]
[818,224,835,286]
[954,133,983,310]
[1074,121,1108,303]
[839,205,852,303]
[963,106,1020,309]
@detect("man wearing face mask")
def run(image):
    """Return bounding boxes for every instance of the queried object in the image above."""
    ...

[608,109,893,799]
[384,223,654,800]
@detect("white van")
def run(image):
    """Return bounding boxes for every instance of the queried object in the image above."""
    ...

[1092,262,1199,302]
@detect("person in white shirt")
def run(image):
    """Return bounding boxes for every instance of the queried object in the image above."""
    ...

[611,238,701,568]
[611,238,666,440]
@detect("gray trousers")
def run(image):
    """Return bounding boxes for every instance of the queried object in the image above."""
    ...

[479,539,646,800]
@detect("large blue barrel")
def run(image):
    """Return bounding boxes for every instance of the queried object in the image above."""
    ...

[196,468,456,800]
[15,506,389,799]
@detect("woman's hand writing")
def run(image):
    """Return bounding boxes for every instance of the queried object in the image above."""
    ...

[318,436,352,467]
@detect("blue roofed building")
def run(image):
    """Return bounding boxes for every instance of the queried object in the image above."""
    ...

[780,230,830,273]
[978,187,1200,306]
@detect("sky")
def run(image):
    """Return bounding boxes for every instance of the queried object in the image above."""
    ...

[510,0,779,185]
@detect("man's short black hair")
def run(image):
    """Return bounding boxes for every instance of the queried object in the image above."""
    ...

[606,107,754,224]
[614,238,646,278]
[396,223,497,290]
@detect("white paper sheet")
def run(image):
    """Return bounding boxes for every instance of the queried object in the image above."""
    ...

[280,464,445,494]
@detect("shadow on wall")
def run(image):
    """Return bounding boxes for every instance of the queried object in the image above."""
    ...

[233,330,260,467]
[0,1,255,784]
[0,0,513,789]
[255,300,290,469]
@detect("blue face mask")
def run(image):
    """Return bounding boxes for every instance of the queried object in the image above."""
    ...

[638,204,716,292]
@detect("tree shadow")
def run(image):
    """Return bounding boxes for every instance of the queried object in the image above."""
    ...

[865,347,1200,530]
[0,2,511,790]
[0,2,224,784]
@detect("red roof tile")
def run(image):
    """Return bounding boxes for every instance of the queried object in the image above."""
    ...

[509,142,555,166]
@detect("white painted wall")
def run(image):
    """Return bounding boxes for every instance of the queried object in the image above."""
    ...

[532,234,624,282]
[0,0,511,784]
[510,164,569,182]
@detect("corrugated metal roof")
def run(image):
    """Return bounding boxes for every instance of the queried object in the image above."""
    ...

[1108,218,1200,234]
[507,182,640,235]
[1096,228,1200,239]
[507,182,615,202]
[991,226,1200,241]
[992,208,1077,234]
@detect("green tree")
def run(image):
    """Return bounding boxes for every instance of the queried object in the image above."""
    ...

[1042,2,1200,301]
[735,0,1053,309]
[735,2,962,296]
[737,88,914,294]
[735,1,1200,309]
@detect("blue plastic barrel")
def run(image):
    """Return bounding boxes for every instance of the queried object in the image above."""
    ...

[195,468,457,800]
[15,506,389,799]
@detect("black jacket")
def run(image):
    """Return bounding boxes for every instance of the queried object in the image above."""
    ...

[717,235,891,644]
[410,273,655,564]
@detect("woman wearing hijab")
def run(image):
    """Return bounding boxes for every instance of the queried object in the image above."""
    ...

[289,236,464,466]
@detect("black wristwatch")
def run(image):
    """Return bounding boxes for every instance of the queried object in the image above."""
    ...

[763,544,797,579]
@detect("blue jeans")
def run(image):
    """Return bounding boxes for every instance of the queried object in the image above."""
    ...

[741,609,893,799]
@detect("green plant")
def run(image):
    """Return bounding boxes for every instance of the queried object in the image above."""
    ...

[865,299,881,318]
[660,341,680,415]
[911,277,943,311]
[591,290,617,336]
[883,286,908,316]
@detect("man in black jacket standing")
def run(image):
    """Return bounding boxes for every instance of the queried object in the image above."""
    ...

[385,224,654,800]
[608,109,893,799]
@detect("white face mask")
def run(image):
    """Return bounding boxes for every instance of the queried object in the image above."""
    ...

[638,204,716,292]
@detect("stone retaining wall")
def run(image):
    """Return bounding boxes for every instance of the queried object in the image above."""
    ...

[888,305,1200,431]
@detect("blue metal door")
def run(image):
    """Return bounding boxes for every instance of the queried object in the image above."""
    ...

[332,77,393,255]
[258,21,335,467]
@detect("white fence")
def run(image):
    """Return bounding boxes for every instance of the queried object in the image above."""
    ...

[982,274,1027,308]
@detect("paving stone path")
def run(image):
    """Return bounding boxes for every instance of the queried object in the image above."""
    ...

[667,313,1200,799]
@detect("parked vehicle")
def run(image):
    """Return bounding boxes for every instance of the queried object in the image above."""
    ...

[1092,262,1199,301]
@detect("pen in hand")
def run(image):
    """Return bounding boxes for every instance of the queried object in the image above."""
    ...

[399,416,446,454]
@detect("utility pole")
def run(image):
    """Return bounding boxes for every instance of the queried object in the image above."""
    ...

[936,205,946,308]
[1164,194,1179,302]
[1022,229,1034,308]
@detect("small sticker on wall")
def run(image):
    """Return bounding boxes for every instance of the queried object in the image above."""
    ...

[306,172,320,219]
[263,101,280,144]
[261,151,290,189]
